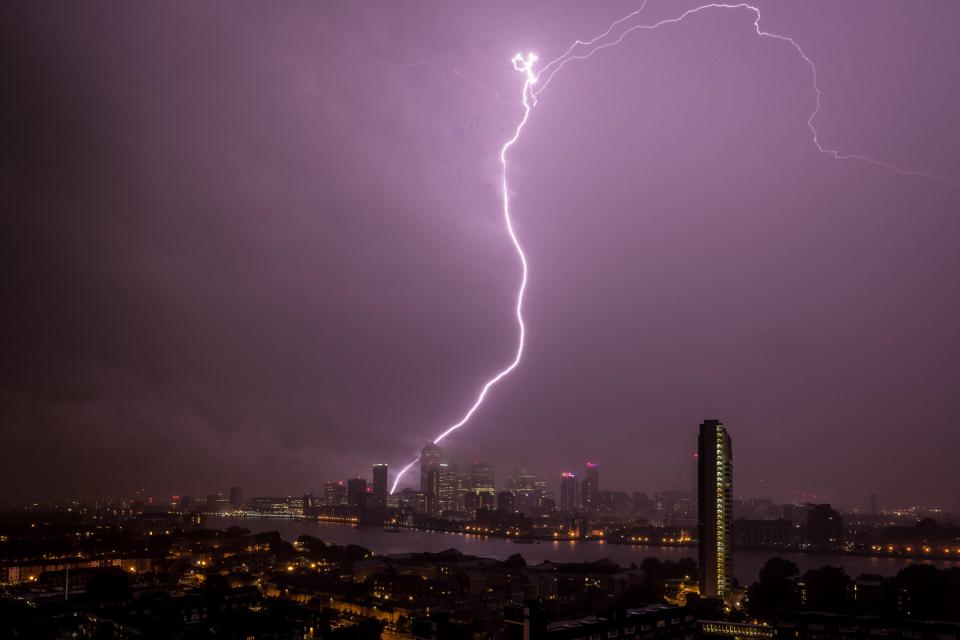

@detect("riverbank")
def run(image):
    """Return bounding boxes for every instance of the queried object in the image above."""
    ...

[206,516,960,585]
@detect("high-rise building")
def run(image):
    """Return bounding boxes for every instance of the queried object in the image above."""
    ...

[425,465,441,516]
[807,503,844,549]
[424,463,458,516]
[372,463,388,507]
[438,463,458,513]
[870,493,879,515]
[497,491,515,512]
[420,443,443,494]
[229,486,243,510]
[347,478,368,509]
[303,493,316,517]
[323,481,346,506]
[581,462,599,512]
[698,419,733,600]
[470,462,495,495]
[560,472,578,513]
[509,468,539,513]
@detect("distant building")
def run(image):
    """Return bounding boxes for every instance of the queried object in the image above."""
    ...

[470,462,496,495]
[509,468,539,513]
[806,503,843,549]
[581,462,599,512]
[479,491,496,511]
[733,519,793,548]
[229,486,243,510]
[323,481,346,506]
[420,442,443,494]
[347,478,367,509]
[870,493,879,515]
[698,419,733,600]
[396,487,424,513]
[497,491,515,512]
[205,493,230,513]
[372,463,388,507]
[437,463,458,513]
[462,490,479,515]
[560,472,578,513]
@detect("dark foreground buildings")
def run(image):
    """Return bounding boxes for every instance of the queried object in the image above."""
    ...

[502,602,695,640]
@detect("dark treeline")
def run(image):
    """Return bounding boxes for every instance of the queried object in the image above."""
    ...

[746,557,960,622]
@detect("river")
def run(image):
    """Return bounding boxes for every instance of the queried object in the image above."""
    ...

[210,517,960,585]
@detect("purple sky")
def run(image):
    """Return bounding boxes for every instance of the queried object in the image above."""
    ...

[3,0,960,507]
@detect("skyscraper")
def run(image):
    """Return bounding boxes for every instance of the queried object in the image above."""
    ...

[347,477,367,509]
[424,462,458,516]
[560,472,578,513]
[229,486,243,510]
[582,462,599,513]
[323,481,346,506]
[807,503,844,549]
[372,463,388,507]
[438,463,458,513]
[420,442,443,494]
[425,465,441,516]
[470,462,495,494]
[698,419,733,600]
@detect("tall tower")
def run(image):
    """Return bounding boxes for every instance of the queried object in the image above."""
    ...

[420,442,443,494]
[372,463,388,507]
[470,462,495,495]
[560,472,578,513]
[582,462,599,512]
[698,419,733,600]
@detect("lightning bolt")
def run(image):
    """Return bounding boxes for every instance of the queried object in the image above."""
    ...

[390,2,958,494]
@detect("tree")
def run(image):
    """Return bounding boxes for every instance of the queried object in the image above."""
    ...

[803,565,853,613]
[894,564,950,619]
[505,553,527,568]
[745,557,800,622]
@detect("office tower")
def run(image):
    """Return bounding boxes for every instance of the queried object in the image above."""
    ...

[497,491,515,512]
[425,465,440,516]
[479,491,496,510]
[807,504,844,549]
[420,442,443,493]
[509,468,537,492]
[870,493,879,515]
[470,462,496,495]
[347,478,368,509]
[323,481,346,506]
[438,463,458,513]
[206,493,229,513]
[372,463,388,507]
[698,419,733,600]
[229,486,243,510]
[509,468,538,513]
[463,491,479,514]
[560,472,578,513]
[582,462,599,512]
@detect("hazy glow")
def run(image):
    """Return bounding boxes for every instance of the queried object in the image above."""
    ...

[390,3,958,494]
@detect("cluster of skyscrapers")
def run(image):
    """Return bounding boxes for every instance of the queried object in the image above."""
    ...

[328,419,738,601]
